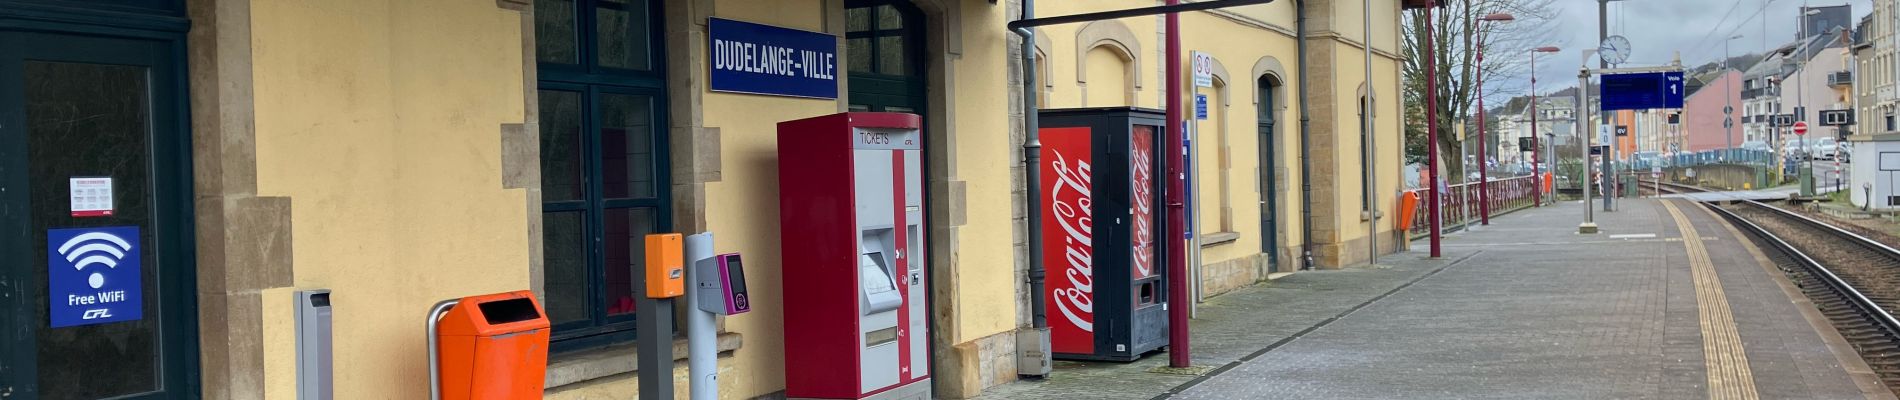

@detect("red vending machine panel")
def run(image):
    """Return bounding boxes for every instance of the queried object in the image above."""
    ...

[778,112,930,399]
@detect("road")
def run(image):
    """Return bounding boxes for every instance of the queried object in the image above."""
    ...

[1812,157,1848,194]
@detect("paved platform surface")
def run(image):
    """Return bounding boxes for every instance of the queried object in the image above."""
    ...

[979,199,1890,400]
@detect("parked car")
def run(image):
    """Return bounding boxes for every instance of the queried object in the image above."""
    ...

[1810,137,1839,160]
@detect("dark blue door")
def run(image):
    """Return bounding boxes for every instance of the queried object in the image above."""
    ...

[0,28,199,399]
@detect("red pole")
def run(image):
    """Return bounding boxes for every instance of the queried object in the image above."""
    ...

[1164,0,1191,368]
[1530,50,1541,207]
[1477,35,1490,225]
[1424,5,1441,258]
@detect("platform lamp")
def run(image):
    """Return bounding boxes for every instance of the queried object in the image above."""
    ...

[1473,12,1514,224]
[1529,45,1560,206]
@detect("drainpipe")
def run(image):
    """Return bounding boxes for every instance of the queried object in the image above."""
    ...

[1296,0,1315,270]
[1363,0,1376,266]
[1011,0,1052,378]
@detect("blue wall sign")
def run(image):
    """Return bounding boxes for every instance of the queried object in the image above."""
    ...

[1194,94,1209,120]
[47,226,142,327]
[1601,71,1685,111]
[708,18,839,99]
[1182,126,1193,240]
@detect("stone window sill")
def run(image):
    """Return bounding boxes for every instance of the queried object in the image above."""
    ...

[544,332,744,389]
[1200,231,1240,247]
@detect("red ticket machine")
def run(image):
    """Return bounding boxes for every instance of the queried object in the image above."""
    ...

[778,112,929,399]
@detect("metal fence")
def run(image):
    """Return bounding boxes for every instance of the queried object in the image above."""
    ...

[1406,175,1542,239]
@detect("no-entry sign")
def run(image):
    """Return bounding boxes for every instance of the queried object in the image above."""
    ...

[1793,121,1810,136]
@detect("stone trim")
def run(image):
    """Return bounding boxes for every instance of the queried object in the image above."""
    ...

[1199,253,1266,299]
[1074,19,1143,106]
[1204,8,1296,37]
[1203,54,1232,105]
[543,332,744,389]
[1251,56,1289,107]
[499,0,544,304]
[1304,31,1403,60]
[936,329,1018,399]
[1200,231,1241,247]
[186,0,298,398]
[666,0,718,233]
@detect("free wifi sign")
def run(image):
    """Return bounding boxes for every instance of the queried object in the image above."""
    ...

[47,226,143,327]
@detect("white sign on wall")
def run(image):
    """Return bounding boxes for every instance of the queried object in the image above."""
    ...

[1191,51,1213,88]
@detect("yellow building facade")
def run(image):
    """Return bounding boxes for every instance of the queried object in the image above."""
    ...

[0,0,1402,399]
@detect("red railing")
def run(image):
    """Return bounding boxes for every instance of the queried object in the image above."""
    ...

[1406,175,1543,239]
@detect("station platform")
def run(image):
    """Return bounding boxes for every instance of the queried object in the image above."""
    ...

[979,199,1894,400]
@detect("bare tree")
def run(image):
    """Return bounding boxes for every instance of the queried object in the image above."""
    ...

[1401,0,1559,181]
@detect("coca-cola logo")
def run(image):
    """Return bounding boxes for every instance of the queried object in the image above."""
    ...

[1049,150,1096,332]
[1131,135,1155,278]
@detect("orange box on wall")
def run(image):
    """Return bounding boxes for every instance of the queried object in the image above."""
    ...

[645,233,685,298]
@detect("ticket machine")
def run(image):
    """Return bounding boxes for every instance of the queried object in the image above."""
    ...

[778,112,929,399]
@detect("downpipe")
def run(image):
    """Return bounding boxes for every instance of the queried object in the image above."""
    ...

[1296,0,1315,270]
[1012,0,1053,378]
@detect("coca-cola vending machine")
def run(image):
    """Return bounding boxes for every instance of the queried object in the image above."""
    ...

[1039,107,1168,361]
[777,112,931,399]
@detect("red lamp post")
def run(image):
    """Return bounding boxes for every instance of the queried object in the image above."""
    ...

[1474,12,1514,225]
[1529,46,1560,207]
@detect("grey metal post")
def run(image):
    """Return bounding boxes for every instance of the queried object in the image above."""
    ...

[1188,117,1202,314]
[685,233,717,400]
[1580,50,1599,234]
[426,300,458,400]
[1364,0,1376,265]
[1726,37,1734,154]
[637,264,675,399]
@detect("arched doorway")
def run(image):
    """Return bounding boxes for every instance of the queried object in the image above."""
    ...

[1257,75,1280,272]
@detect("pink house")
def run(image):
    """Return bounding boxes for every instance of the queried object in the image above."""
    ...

[1684,70,1745,152]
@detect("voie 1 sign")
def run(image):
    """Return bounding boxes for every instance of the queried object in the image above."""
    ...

[1600,71,1684,111]
[708,18,839,99]
[47,226,142,328]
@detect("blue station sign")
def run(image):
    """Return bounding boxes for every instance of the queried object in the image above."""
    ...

[1600,71,1684,111]
[708,18,839,99]
[47,226,142,328]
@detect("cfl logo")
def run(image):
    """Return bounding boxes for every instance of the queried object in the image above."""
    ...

[82,309,113,320]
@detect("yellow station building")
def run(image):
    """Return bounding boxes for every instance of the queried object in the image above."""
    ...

[0,0,1405,398]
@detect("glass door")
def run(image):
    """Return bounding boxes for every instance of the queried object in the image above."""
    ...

[0,30,197,399]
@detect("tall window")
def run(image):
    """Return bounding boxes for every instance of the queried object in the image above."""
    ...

[535,0,670,351]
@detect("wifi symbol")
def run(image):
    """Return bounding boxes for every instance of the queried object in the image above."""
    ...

[57,232,132,289]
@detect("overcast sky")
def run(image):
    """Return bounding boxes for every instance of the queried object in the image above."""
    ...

[1507,0,1872,97]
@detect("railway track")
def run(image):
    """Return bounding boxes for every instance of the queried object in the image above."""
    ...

[1648,180,1706,195]
[1710,200,1900,394]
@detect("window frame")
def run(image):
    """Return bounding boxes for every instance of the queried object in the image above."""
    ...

[535,0,672,353]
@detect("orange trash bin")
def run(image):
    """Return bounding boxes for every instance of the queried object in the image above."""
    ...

[1396,191,1420,231]
[433,291,550,400]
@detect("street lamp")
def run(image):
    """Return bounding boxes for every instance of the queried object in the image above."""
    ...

[1424,4,1443,258]
[1725,34,1742,158]
[1530,46,1559,207]
[1474,12,1514,225]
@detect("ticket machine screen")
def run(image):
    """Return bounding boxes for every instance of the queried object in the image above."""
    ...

[726,256,749,312]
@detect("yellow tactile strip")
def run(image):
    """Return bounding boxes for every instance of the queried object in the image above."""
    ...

[1664,200,1761,400]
